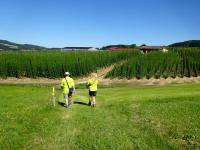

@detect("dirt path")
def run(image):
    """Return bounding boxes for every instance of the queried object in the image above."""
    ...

[76,63,117,84]
[1,76,200,86]
[101,76,200,86]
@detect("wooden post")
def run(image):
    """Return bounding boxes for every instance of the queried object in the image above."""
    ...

[52,87,56,107]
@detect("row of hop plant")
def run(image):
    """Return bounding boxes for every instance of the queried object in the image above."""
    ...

[105,48,200,79]
[0,51,135,78]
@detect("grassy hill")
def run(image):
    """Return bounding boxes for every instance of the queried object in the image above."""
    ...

[0,39,46,50]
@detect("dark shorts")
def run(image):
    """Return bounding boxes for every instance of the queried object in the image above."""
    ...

[68,88,74,97]
[68,92,73,97]
[89,91,97,96]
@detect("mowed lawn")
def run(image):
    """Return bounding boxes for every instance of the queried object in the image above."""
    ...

[0,83,200,150]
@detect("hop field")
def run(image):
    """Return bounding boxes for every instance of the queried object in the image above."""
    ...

[106,48,200,79]
[0,48,200,79]
[0,51,134,78]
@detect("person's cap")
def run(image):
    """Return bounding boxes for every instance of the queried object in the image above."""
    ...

[64,72,70,75]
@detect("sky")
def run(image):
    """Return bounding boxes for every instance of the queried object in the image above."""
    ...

[0,0,200,48]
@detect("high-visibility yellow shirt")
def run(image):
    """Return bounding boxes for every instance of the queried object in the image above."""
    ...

[87,79,98,91]
[61,77,75,94]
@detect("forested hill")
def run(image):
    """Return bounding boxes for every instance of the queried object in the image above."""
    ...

[0,39,46,50]
[169,40,200,47]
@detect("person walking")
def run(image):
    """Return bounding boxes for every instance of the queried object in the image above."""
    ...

[87,73,98,107]
[61,72,75,107]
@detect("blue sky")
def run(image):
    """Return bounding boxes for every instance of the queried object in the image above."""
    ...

[0,0,199,48]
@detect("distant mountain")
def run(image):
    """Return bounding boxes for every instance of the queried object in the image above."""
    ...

[169,40,200,47]
[101,44,136,50]
[0,39,47,50]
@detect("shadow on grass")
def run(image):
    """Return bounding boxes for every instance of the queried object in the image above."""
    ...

[74,101,89,106]
[57,101,66,107]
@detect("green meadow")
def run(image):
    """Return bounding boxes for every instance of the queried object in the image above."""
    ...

[0,83,200,150]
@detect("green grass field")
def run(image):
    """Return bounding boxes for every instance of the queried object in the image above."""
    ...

[0,83,200,150]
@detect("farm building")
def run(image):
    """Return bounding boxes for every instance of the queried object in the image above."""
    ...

[62,47,98,51]
[139,46,168,53]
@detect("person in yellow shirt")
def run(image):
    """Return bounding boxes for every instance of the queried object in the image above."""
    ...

[61,72,75,107]
[87,73,98,107]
